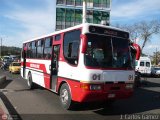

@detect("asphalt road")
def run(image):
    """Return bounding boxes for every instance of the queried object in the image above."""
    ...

[0,69,160,120]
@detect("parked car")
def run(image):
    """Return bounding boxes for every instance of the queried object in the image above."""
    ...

[9,62,21,73]
[3,56,10,62]
[1,61,11,70]
[151,67,160,77]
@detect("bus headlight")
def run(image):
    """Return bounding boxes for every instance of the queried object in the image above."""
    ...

[90,84,102,90]
[80,83,102,90]
[125,84,133,89]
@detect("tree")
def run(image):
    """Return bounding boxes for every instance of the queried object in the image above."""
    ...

[113,20,160,52]
[137,20,160,51]
[114,23,141,42]
[152,51,160,65]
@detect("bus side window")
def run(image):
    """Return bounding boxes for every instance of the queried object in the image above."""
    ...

[37,39,44,59]
[63,30,81,65]
[44,37,52,59]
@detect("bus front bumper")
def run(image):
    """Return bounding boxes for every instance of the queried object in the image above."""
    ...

[75,83,134,102]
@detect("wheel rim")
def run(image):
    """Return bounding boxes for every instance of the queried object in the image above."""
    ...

[61,89,69,104]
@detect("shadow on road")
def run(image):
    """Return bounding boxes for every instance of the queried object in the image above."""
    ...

[140,80,160,88]
[0,92,22,120]
[0,78,22,119]
[0,79,13,89]
[94,88,160,115]
[71,80,160,116]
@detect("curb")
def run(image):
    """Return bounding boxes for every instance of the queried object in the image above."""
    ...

[0,98,10,120]
[0,76,6,85]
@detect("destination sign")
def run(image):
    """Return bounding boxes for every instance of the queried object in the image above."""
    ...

[89,26,129,38]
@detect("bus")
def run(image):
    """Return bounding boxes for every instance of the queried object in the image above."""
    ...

[21,23,140,109]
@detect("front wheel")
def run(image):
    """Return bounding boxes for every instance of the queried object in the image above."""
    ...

[59,83,74,110]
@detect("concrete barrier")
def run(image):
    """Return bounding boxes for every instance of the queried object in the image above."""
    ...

[0,76,6,85]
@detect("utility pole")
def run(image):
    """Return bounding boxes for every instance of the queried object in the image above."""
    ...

[82,0,87,24]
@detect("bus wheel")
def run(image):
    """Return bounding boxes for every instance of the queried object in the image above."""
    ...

[59,83,74,110]
[27,73,35,89]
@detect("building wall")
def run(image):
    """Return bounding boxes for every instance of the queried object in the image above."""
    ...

[56,0,111,31]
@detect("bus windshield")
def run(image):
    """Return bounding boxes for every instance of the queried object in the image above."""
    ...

[84,34,132,69]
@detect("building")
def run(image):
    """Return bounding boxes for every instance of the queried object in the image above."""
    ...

[56,0,111,31]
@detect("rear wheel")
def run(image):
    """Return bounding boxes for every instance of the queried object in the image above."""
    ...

[27,72,35,89]
[59,83,74,110]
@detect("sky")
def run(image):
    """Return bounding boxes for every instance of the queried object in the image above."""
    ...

[0,0,160,55]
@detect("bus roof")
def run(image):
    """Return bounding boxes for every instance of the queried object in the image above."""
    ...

[23,23,129,44]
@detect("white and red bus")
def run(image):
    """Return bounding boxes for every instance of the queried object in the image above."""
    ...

[21,23,140,109]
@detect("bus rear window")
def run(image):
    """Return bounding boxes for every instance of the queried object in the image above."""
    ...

[146,62,150,67]
[140,62,144,66]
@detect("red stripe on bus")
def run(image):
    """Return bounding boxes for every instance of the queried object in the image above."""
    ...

[25,62,50,89]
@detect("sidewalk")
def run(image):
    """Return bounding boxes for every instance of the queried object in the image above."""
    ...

[0,98,9,120]
[0,75,10,120]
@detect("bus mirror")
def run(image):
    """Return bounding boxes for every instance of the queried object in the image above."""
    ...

[80,34,87,53]
[132,43,141,60]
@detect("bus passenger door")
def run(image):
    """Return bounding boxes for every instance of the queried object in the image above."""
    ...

[50,45,60,91]
[22,49,26,78]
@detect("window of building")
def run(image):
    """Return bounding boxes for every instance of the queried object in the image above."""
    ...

[75,0,82,6]
[44,37,52,59]
[56,8,65,30]
[65,9,74,28]
[87,10,93,23]
[93,0,101,7]
[66,0,74,5]
[87,0,93,8]
[93,11,101,24]
[101,0,108,8]
[106,0,110,8]
[75,9,82,25]
[101,11,109,21]
[63,30,81,65]
[57,0,65,5]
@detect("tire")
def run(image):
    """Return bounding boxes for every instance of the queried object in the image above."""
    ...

[59,83,74,110]
[27,72,35,89]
